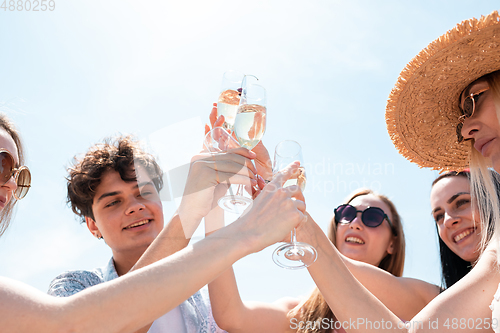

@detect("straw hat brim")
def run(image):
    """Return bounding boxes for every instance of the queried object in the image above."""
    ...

[386,11,500,172]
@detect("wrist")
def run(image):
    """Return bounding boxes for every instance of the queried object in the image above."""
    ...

[174,210,203,239]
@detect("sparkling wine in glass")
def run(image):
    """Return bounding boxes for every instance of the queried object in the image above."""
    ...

[217,83,266,213]
[217,71,245,132]
[272,140,317,269]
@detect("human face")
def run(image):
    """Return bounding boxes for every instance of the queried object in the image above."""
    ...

[335,194,395,266]
[86,167,164,259]
[0,129,19,210]
[460,81,500,172]
[430,176,480,263]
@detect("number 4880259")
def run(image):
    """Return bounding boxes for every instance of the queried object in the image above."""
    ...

[1,0,56,11]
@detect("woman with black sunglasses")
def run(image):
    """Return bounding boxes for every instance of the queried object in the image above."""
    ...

[0,113,308,333]
[206,188,440,333]
[333,190,402,271]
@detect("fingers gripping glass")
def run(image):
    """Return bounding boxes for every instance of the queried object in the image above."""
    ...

[272,140,317,269]
[334,204,396,235]
[203,127,253,214]
[218,81,266,214]
[456,87,489,143]
[0,149,31,200]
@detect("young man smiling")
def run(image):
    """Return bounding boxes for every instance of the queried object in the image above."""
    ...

[48,135,264,333]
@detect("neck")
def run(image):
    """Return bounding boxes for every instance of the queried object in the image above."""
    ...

[112,246,148,276]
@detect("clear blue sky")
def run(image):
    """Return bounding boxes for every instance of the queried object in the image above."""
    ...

[0,0,498,302]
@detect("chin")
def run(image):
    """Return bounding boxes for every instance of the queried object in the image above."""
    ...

[491,155,500,174]
[458,249,479,263]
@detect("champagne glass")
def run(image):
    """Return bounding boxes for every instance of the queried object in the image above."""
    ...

[272,140,317,269]
[217,70,245,132]
[204,126,240,153]
[217,83,267,213]
[203,127,251,215]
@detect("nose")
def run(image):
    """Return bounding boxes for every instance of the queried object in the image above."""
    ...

[349,213,364,231]
[443,212,459,229]
[125,197,145,215]
[460,116,479,142]
[1,174,17,193]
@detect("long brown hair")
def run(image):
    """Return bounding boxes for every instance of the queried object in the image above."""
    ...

[294,189,405,333]
[0,113,26,237]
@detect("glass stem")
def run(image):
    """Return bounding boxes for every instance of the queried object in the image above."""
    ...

[291,228,297,243]
[233,152,257,199]
[235,184,244,196]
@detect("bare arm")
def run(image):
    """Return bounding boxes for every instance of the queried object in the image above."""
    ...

[0,225,251,333]
[302,214,439,320]
[0,162,306,333]
[299,213,500,333]
[206,207,297,333]
[129,148,260,332]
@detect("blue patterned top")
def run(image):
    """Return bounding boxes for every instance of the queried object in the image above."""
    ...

[48,258,226,333]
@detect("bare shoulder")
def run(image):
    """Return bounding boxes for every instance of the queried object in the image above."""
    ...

[272,296,301,311]
[399,276,441,304]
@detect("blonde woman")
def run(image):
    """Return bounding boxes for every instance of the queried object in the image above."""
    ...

[294,10,500,333]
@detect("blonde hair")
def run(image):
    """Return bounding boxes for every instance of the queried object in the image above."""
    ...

[467,71,500,263]
[0,113,25,237]
[292,189,405,333]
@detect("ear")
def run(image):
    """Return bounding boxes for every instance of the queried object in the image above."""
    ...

[386,237,395,255]
[85,216,101,239]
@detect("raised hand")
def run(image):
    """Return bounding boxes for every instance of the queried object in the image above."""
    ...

[206,104,272,181]
[233,161,307,252]
[178,148,258,228]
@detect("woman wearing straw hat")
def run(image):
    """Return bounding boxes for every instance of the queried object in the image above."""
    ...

[291,10,500,333]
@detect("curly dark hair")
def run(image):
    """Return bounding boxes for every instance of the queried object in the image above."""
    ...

[67,135,164,223]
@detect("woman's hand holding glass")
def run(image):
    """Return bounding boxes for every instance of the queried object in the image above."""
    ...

[201,127,265,215]
[233,161,308,253]
[271,140,317,269]
[179,128,260,228]
[206,106,272,181]
[216,83,267,212]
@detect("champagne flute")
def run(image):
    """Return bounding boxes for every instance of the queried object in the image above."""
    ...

[217,70,245,132]
[204,127,252,215]
[204,126,240,153]
[272,140,317,269]
[217,83,266,213]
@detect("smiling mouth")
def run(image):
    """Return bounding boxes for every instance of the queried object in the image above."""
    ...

[124,219,150,230]
[454,227,475,243]
[345,236,364,244]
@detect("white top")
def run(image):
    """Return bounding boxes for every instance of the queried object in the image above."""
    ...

[490,282,500,333]
[149,306,187,333]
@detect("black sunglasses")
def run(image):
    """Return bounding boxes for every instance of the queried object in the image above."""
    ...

[456,87,489,143]
[334,204,396,235]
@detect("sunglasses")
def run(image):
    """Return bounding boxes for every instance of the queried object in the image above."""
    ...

[456,87,490,143]
[0,149,31,200]
[334,204,396,235]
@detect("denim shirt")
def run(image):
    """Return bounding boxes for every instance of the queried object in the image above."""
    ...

[48,258,225,333]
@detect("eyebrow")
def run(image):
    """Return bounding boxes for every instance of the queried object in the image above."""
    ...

[96,181,154,203]
[431,192,470,215]
[447,192,469,204]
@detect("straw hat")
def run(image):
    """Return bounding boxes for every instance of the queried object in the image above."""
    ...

[386,11,500,172]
